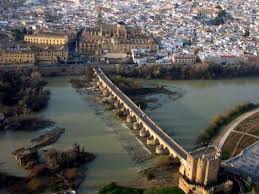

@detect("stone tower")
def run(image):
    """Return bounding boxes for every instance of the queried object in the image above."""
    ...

[179,146,225,194]
[96,6,103,35]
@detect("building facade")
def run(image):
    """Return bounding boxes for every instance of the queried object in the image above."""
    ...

[172,54,197,65]
[79,9,159,59]
[34,45,68,65]
[24,33,69,46]
[0,50,35,64]
[0,44,68,65]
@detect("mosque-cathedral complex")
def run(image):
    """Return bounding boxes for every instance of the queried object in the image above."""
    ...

[79,8,159,60]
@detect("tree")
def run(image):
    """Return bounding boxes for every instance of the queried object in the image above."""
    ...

[27,178,42,193]
[64,168,77,180]
[85,67,94,82]
[11,29,25,41]
[244,29,250,37]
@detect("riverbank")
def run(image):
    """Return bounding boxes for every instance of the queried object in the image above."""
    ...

[0,70,51,132]
[109,75,183,110]
[100,156,182,194]
[108,63,259,80]
[1,122,95,194]
[80,71,188,193]
[1,75,259,193]
[5,63,259,80]
[214,109,259,160]
[42,76,142,193]
[1,143,95,194]
[99,182,185,194]
[196,103,259,147]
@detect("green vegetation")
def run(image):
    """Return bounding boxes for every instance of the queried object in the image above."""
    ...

[221,151,231,160]
[11,28,26,41]
[1,143,95,194]
[212,9,227,25]
[0,70,51,131]
[254,185,259,193]
[99,183,184,194]
[85,67,94,82]
[112,63,259,80]
[197,103,258,146]
[0,70,49,110]
[146,187,185,194]
[100,183,144,194]
[109,75,177,110]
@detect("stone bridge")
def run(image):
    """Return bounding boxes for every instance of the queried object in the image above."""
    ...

[93,67,188,165]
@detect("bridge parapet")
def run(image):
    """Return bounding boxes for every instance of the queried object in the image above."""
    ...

[92,67,229,194]
[93,67,188,162]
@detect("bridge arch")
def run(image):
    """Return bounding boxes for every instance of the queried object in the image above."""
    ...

[93,67,188,164]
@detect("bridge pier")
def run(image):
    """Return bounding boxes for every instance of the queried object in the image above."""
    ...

[155,145,169,155]
[119,109,128,117]
[93,68,188,169]
[99,85,106,91]
[126,115,136,123]
[113,101,123,109]
[147,136,158,145]
[107,95,116,104]
[119,107,129,116]
[126,115,134,123]
[133,122,142,130]
[139,128,149,137]
[102,89,110,97]
[96,80,101,87]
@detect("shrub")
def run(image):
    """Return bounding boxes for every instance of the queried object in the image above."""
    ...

[146,171,155,180]
[64,168,78,180]
[197,103,258,145]
[99,182,144,194]
[27,178,42,193]
[144,187,185,194]
[221,151,230,160]
[25,95,49,111]
[29,164,48,177]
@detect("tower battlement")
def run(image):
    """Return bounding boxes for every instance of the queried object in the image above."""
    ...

[178,145,230,194]
[190,145,221,161]
[181,146,221,187]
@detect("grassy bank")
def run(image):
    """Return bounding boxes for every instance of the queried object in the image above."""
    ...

[99,183,184,194]
[197,102,258,146]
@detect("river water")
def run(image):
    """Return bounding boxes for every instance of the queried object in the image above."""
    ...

[0,76,259,193]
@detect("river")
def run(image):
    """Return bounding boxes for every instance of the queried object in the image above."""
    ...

[0,76,259,193]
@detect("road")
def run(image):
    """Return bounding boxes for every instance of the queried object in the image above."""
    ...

[94,67,188,161]
[216,108,259,149]
[232,130,259,139]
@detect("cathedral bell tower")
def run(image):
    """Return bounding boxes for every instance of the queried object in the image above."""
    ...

[96,7,103,36]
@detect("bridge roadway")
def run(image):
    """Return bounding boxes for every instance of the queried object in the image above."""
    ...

[94,67,188,161]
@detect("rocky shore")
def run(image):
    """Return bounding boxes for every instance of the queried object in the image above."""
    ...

[0,70,96,194]
[1,144,95,194]
[3,129,95,194]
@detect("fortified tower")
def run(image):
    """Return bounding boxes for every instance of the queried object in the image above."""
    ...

[185,146,221,186]
[179,146,232,194]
